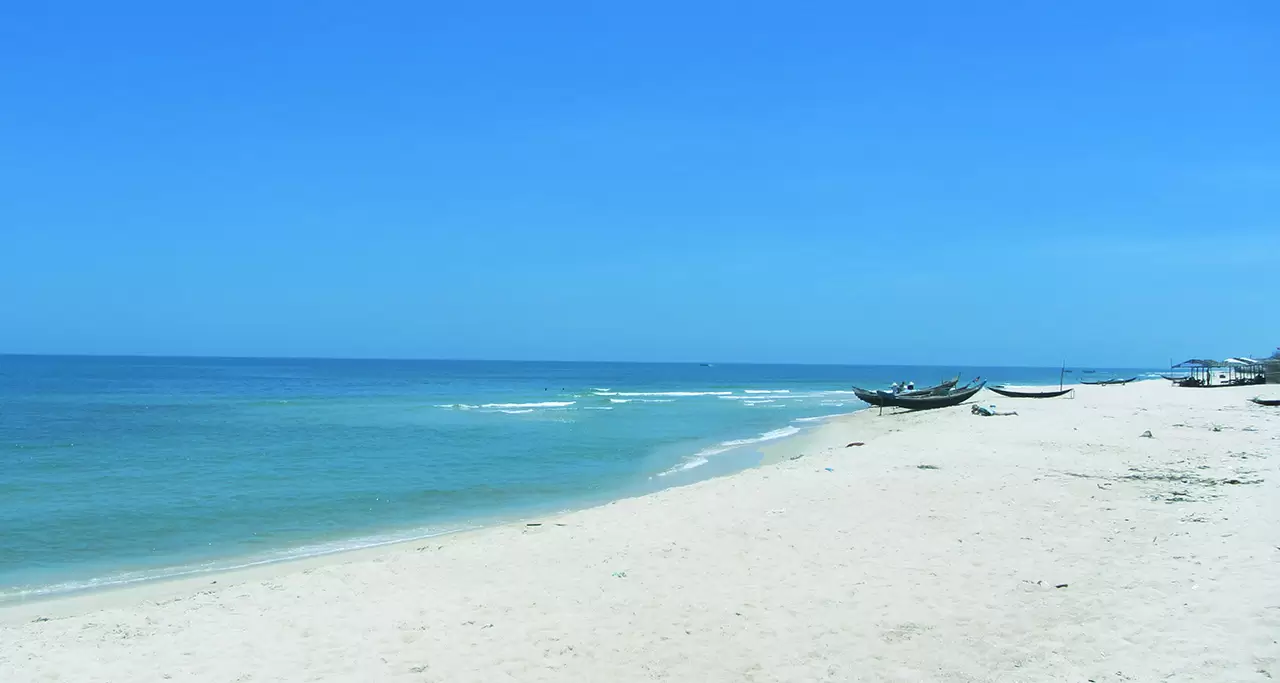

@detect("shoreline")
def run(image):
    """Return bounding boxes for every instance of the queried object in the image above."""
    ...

[0,405,866,609]
[0,375,1138,610]
[0,405,862,621]
[13,378,1271,681]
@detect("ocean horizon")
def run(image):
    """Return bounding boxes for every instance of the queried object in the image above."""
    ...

[1,355,1155,601]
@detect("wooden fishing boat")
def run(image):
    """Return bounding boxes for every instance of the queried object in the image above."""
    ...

[988,386,1073,399]
[1251,397,1280,407]
[1081,377,1138,386]
[880,383,986,411]
[852,375,960,405]
[897,375,960,398]
[852,387,892,406]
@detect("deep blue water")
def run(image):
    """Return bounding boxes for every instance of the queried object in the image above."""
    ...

[0,356,1153,600]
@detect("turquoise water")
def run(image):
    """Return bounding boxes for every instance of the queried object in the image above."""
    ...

[0,356,1151,600]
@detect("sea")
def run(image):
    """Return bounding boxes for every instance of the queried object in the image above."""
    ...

[0,356,1155,602]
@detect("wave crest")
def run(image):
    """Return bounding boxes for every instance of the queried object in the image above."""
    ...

[657,426,802,477]
[479,401,575,409]
[595,391,732,397]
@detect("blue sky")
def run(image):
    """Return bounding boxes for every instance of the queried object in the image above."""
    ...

[2,1,1277,366]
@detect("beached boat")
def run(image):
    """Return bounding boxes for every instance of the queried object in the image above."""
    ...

[1160,374,1190,382]
[880,383,986,411]
[1081,377,1138,386]
[852,375,960,406]
[851,385,951,406]
[898,375,960,397]
[1251,397,1280,407]
[988,386,1073,399]
[852,387,892,406]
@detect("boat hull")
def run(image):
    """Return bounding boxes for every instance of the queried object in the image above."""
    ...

[988,386,1073,399]
[852,375,961,406]
[880,383,986,411]
[851,387,892,406]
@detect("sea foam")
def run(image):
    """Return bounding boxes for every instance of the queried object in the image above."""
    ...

[657,426,803,477]
[594,391,733,397]
[480,401,575,409]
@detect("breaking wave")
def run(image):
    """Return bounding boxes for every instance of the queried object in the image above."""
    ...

[657,426,803,477]
[479,401,575,409]
[594,390,733,397]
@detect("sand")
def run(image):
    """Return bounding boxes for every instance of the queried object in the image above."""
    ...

[3,381,1279,682]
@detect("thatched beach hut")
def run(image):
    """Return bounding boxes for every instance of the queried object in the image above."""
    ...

[1172,358,1266,387]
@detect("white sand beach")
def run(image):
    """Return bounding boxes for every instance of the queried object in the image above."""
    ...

[4,381,1278,682]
